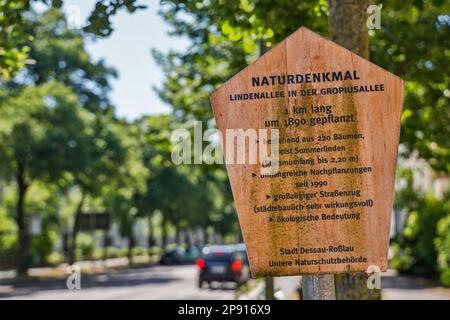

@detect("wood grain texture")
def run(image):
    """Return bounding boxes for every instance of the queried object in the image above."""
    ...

[211,27,404,277]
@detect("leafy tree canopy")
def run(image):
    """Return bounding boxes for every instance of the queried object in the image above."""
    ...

[0,0,146,80]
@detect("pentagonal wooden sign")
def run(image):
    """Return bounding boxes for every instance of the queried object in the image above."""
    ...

[211,27,404,277]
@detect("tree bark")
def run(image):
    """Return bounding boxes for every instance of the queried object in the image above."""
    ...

[328,0,370,58]
[302,275,336,300]
[103,232,110,261]
[264,277,275,300]
[148,216,154,249]
[174,220,181,245]
[327,0,381,300]
[127,233,135,265]
[16,162,30,275]
[335,272,381,300]
[185,230,192,247]
[69,190,85,265]
[202,227,208,247]
[161,214,168,249]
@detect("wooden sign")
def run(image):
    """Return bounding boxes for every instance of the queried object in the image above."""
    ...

[210,27,404,277]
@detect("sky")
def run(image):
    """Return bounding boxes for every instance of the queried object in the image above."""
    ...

[60,1,190,120]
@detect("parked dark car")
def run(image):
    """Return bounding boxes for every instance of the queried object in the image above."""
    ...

[196,245,250,288]
[185,245,201,263]
[160,246,186,265]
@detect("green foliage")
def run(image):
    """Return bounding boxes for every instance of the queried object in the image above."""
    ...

[75,233,95,261]
[149,246,163,256]
[155,0,328,122]
[104,120,149,239]
[26,182,61,265]
[0,206,17,267]
[84,0,147,37]
[0,0,31,80]
[0,1,146,80]
[133,114,238,241]
[7,8,117,114]
[440,269,450,287]
[0,81,89,182]
[131,246,147,257]
[372,0,450,174]
[392,170,450,277]
[0,8,168,270]
[0,80,102,269]
[436,213,450,286]
[0,9,138,270]
[46,251,64,265]
[30,227,58,265]
[104,246,128,259]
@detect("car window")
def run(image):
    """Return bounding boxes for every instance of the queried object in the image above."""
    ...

[204,252,233,262]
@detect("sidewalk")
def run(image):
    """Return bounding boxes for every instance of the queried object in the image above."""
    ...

[239,276,301,300]
[381,269,450,300]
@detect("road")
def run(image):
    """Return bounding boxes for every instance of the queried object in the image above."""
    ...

[3,264,444,300]
[0,265,237,300]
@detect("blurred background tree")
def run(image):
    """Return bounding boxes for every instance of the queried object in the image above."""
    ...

[0,6,239,273]
[0,81,93,273]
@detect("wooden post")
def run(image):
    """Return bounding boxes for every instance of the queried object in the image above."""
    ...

[328,0,370,58]
[302,275,336,300]
[265,277,275,300]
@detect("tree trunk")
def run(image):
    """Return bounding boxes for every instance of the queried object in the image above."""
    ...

[103,232,110,261]
[127,233,135,265]
[161,214,168,249]
[264,277,275,300]
[327,0,381,300]
[148,216,154,249]
[185,230,192,247]
[16,162,30,275]
[335,272,381,299]
[174,220,181,245]
[328,0,370,58]
[63,231,69,260]
[202,227,208,247]
[69,190,85,265]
